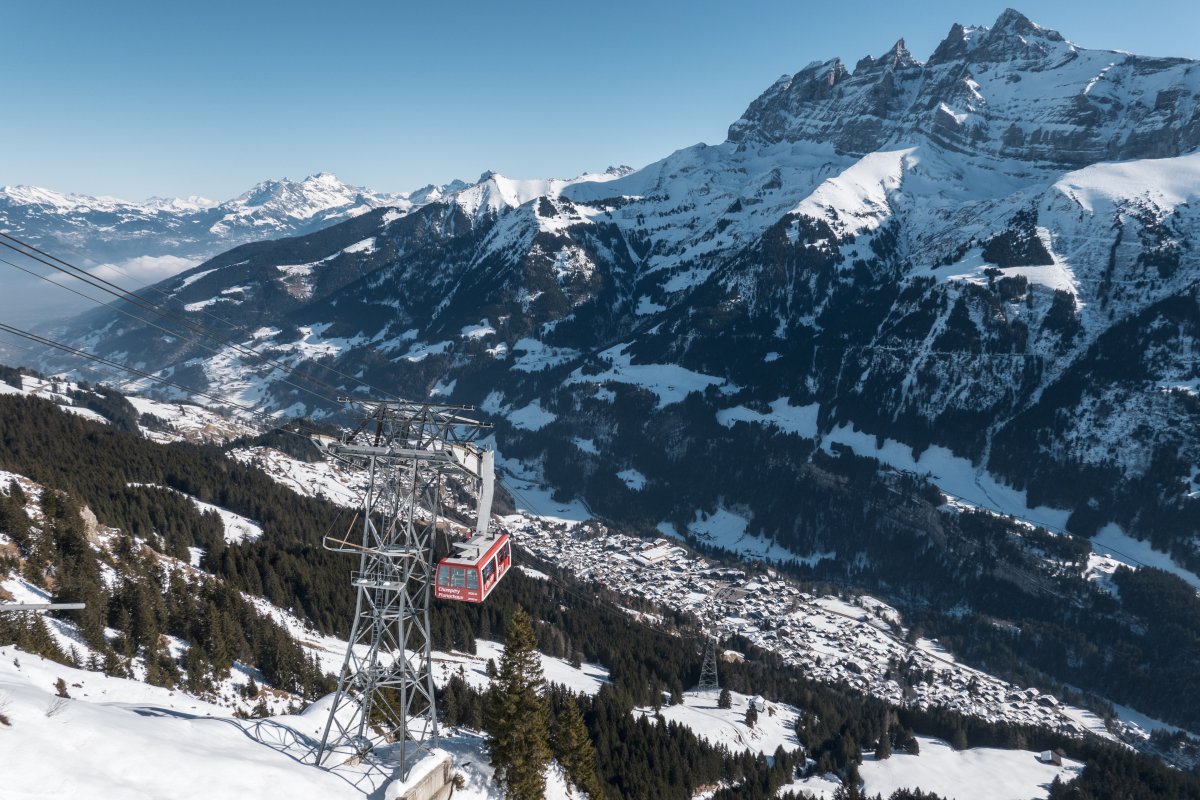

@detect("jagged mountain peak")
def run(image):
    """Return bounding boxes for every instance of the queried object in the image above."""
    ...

[727,8,1200,167]
[854,39,921,75]
[450,168,636,219]
[928,9,1066,65]
[231,172,376,210]
[988,7,1063,40]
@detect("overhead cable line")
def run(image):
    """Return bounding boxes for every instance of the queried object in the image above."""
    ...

[0,231,399,402]
[0,322,336,445]
[0,322,256,412]
[0,253,377,418]
[0,236,349,410]
[0,256,199,345]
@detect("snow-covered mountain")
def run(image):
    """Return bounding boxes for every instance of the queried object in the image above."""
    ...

[40,9,1200,730]
[0,172,420,269]
[728,9,1200,166]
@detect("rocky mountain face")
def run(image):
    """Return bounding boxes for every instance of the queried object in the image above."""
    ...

[729,9,1200,167]
[52,8,1200,672]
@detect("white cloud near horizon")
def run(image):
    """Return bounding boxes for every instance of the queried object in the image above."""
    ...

[89,254,199,287]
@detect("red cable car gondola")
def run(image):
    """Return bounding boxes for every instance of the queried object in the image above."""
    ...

[435,532,511,603]
[435,445,512,603]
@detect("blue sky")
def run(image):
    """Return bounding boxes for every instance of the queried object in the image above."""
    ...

[3,0,1198,200]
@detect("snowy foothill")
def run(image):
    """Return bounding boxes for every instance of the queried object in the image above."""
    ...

[506,400,557,431]
[617,468,647,491]
[228,445,368,508]
[790,147,914,240]
[687,506,798,564]
[716,398,819,438]
[0,549,613,800]
[484,443,591,525]
[510,338,581,372]
[0,373,257,446]
[434,639,609,698]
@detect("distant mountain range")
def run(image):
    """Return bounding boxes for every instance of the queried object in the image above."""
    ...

[3,172,408,266]
[0,172,456,325]
[0,169,634,325]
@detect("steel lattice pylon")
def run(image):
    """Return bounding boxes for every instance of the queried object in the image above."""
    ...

[315,400,489,777]
[698,633,720,692]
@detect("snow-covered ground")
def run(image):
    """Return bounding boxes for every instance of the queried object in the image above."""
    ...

[787,735,1081,800]
[228,445,368,508]
[128,393,258,445]
[635,689,801,757]
[1,538,611,800]
[0,645,577,800]
[0,646,389,800]
[567,343,728,409]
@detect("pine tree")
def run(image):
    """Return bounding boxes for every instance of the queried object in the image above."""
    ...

[553,697,604,799]
[485,607,551,800]
[745,703,758,729]
[718,688,732,709]
[874,734,892,760]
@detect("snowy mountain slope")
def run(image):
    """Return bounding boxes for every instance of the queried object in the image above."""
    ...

[35,7,1200,734]
[634,689,801,757]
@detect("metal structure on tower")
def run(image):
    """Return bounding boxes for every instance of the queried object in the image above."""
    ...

[314,400,492,777]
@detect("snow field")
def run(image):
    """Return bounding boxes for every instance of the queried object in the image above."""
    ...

[634,689,801,757]
[791,735,1081,800]
[566,343,726,409]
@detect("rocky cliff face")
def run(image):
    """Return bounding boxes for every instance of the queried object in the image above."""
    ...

[728,9,1200,167]
[51,10,1200,575]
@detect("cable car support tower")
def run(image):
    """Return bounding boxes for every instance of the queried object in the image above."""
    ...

[315,400,491,778]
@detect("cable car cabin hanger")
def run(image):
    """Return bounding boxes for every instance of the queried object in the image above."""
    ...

[435,532,511,603]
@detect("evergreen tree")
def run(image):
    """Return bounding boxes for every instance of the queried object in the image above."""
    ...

[552,696,604,799]
[718,688,732,709]
[874,733,892,760]
[485,607,551,800]
[745,702,759,729]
